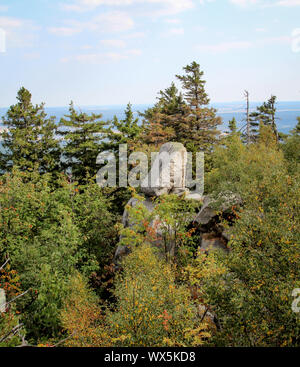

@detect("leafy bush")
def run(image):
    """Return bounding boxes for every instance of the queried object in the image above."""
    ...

[107,243,210,347]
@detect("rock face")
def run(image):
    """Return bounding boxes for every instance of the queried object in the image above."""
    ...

[0,289,6,313]
[194,193,242,226]
[141,142,188,197]
[194,192,242,253]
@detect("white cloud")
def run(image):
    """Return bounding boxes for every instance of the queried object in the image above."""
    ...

[100,39,127,47]
[0,5,8,12]
[229,0,300,6]
[197,40,252,53]
[229,0,260,6]
[0,16,23,29]
[196,36,290,53]
[255,27,266,32]
[164,18,181,24]
[0,16,39,48]
[48,26,81,36]
[61,0,195,16]
[48,11,134,37]
[165,27,185,36]
[90,11,134,32]
[275,0,300,6]
[63,48,142,63]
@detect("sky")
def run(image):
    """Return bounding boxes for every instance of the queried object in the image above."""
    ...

[0,0,299,107]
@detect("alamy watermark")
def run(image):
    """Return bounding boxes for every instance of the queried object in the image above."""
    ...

[0,28,6,53]
[96,143,204,196]
[291,28,300,53]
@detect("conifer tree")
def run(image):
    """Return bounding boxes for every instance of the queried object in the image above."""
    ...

[58,102,106,184]
[249,95,278,141]
[106,103,142,152]
[0,87,60,175]
[140,83,184,148]
[142,82,185,121]
[291,116,300,136]
[173,61,221,153]
[228,117,238,135]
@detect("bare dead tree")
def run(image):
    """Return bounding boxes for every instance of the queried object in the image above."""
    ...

[244,90,250,144]
[0,257,10,272]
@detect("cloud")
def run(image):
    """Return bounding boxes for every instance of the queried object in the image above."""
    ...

[255,27,267,32]
[275,0,300,6]
[229,0,300,6]
[48,11,134,37]
[63,48,142,63]
[165,27,185,36]
[61,0,195,16]
[196,40,252,53]
[164,18,181,24]
[90,11,134,32]
[100,39,127,47]
[0,5,8,12]
[229,0,260,6]
[196,36,290,53]
[48,26,81,36]
[0,16,39,48]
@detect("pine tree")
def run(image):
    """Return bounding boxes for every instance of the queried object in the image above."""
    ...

[58,102,106,184]
[176,61,209,108]
[106,103,142,152]
[139,83,184,148]
[173,61,221,153]
[140,113,175,148]
[0,87,60,175]
[249,95,278,141]
[228,117,238,135]
[291,116,300,136]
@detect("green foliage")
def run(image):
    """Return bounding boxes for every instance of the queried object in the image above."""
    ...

[206,132,285,200]
[282,117,300,173]
[108,243,210,347]
[249,95,278,141]
[174,61,221,153]
[118,192,200,263]
[140,62,221,153]
[0,87,60,176]
[60,272,110,347]
[189,135,300,346]
[72,181,118,280]
[0,169,96,340]
[59,101,106,184]
[0,264,24,347]
[106,103,142,152]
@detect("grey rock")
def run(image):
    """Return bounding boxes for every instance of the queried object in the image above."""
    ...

[0,289,6,313]
[194,193,242,225]
[141,142,188,197]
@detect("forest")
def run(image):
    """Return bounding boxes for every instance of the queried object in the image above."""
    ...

[0,61,299,347]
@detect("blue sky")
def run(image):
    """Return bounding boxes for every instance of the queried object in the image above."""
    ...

[0,0,299,107]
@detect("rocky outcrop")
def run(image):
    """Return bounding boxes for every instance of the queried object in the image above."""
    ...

[193,193,242,253]
[0,289,6,313]
[141,142,189,197]
[114,142,243,263]
[194,193,242,226]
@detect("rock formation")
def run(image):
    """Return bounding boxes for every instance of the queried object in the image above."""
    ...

[114,143,242,264]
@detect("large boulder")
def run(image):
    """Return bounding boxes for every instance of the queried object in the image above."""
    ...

[0,289,6,313]
[194,193,242,226]
[141,142,188,197]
